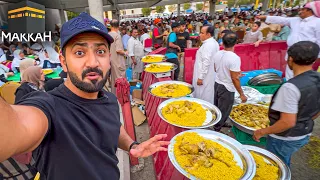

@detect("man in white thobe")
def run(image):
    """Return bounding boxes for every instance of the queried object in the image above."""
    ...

[192,25,220,104]
[128,29,145,80]
[258,1,320,80]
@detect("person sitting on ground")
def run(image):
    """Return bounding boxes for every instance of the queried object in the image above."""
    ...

[0,64,14,83]
[21,43,31,56]
[6,44,16,61]
[11,49,25,73]
[19,58,36,79]
[15,66,45,103]
[43,46,61,68]
[44,71,67,92]
[243,21,263,47]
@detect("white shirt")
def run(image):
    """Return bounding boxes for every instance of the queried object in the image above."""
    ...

[214,50,241,92]
[140,33,152,52]
[266,15,320,57]
[269,83,311,141]
[128,37,144,57]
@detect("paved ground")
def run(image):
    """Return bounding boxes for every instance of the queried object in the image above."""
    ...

[131,117,320,180]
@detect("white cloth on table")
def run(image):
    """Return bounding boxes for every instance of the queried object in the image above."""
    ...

[128,36,144,79]
[192,38,219,104]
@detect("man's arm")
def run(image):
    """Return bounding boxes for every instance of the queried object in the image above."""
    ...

[230,71,246,102]
[153,28,163,39]
[127,39,136,65]
[0,98,48,162]
[118,125,134,151]
[253,113,296,141]
[115,35,127,56]
[118,125,170,158]
[259,15,291,27]
[168,34,181,51]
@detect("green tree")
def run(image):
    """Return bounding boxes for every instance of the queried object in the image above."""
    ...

[183,3,192,10]
[155,6,165,13]
[142,7,152,16]
[168,5,177,12]
[293,0,301,7]
[67,11,79,20]
[196,3,204,11]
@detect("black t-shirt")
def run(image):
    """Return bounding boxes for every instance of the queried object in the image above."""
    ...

[14,82,38,104]
[44,78,65,92]
[17,84,122,180]
[176,31,190,52]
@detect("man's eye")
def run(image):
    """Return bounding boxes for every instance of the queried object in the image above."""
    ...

[75,51,84,56]
[97,49,106,54]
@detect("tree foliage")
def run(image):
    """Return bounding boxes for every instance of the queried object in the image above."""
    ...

[142,8,152,16]
[293,0,301,7]
[168,5,177,12]
[183,3,192,10]
[155,6,165,13]
[67,11,79,20]
[196,3,204,11]
[228,0,257,7]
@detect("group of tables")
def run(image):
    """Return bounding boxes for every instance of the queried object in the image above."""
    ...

[6,69,61,82]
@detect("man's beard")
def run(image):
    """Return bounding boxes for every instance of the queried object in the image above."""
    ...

[67,66,108,93]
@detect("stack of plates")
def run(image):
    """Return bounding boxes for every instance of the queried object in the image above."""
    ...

[248,73,283,86]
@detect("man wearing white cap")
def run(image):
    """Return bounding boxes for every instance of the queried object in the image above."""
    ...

[258,1,320,80]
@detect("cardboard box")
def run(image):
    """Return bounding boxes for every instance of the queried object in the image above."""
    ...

[132,105,146,126]
[132,89,142,100]
[129,79,141,86]
[132,98,145,105]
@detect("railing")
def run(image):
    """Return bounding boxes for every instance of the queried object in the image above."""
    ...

[184,41,288,84]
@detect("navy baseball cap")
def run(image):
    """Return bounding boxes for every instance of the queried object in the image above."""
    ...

[60,12,114,49]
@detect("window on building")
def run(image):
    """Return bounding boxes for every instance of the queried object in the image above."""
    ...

[131,10,134,14]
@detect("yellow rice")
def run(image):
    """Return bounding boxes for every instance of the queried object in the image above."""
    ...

[151,84,191,98]
[173,132,243,180]
[141,55,163,63]
[162,101,206,127]
[250,152,279,180]
[145,65,172,73]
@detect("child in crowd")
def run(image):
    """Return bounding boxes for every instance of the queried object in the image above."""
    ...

[243,21,263,47]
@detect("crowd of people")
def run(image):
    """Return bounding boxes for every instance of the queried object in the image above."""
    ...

[0,1,319,180]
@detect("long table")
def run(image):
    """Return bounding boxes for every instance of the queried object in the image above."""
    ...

[142,71,188,180]
[7,69,61,82]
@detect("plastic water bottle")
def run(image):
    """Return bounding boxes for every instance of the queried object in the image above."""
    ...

[57,65,62,73]
[13,68,17,74]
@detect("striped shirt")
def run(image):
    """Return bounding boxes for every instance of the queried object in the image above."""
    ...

[0,158,36,180]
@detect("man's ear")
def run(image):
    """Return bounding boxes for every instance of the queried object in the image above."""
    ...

[59,54,67,73]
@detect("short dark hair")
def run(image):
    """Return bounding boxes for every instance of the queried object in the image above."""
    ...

[288,41,320,65]
[221,30,231,34]
[22,43,28,48]
[143,28,148,33]
[222,32,238,48]
[110,19,119,28]
[254,21,261,27]
[202,25,214,37]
